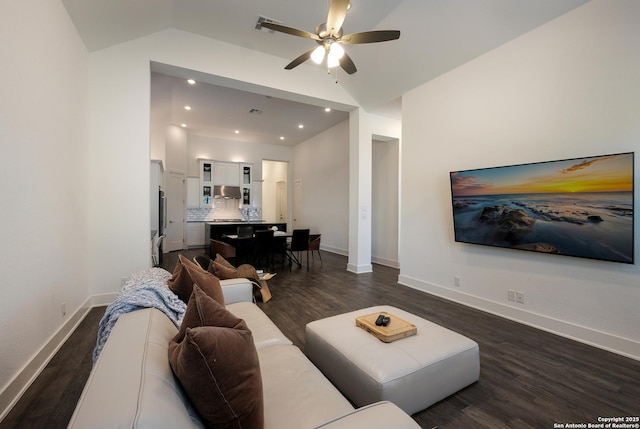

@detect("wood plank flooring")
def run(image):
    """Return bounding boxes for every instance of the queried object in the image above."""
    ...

[2,248,638,428]
[0,306,105,429]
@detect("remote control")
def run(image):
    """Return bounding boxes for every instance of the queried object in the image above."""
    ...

[375,314,386,326]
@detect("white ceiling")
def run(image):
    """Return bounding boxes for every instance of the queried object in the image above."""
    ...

[62,0,589,144]
[151,72,350,146]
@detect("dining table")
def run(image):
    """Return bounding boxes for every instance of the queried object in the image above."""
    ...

[221,230,291,268]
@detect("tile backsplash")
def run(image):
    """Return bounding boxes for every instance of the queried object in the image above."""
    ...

[187,200,261,222]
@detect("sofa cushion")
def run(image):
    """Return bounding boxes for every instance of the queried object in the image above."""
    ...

[226,301,293,349]
[68,308,205,429]
[169,286,263,429]
[257,345,354,428]
[168,254,225,305]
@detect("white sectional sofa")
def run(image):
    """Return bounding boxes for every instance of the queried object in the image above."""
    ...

[68,278,420,429]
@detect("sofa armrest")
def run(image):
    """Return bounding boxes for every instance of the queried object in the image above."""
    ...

[220,278,253,304]
[313,402,420,429]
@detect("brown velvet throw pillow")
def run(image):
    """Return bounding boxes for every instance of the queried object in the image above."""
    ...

[214,253,235,269]
[211,261,239,279]
[169,286,263,429]
[208,257,273,303]
[168,254,225,306]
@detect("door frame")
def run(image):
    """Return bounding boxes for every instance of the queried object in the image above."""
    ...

[165,170,186,252]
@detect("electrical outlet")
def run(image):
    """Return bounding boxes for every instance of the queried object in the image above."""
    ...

[61,302,66,317]
[454,276,461,287]
[507,290,516,302]
[516,291,525,304]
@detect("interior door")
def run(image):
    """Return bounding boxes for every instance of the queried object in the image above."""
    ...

[276,181,287,223]
[166,171,185,252]
[293,180,302,229]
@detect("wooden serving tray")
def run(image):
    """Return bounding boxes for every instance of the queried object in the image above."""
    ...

[355,311,417,343]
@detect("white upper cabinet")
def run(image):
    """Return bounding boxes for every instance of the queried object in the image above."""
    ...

[214,162,240,186]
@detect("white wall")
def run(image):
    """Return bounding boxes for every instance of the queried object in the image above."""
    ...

[293,120,350,254]
[166,124,187,174]
[149,73,172,164]
[400,0,640,359]
[0,0,90,416]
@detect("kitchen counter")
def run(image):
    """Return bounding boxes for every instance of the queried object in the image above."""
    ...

[205,220,267,225]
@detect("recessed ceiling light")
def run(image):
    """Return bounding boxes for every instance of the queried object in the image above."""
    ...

[184,105,192,111]
[280,136,285,140]
[298,124,304,129]
[324,107,331,112]
[181,123,187,128]
[187,79,196,85]
[234,130,240,134]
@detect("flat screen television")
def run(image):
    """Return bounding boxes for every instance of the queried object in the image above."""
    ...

[449,152,634,264]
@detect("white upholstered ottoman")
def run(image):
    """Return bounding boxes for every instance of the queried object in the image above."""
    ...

[305,305,480,415]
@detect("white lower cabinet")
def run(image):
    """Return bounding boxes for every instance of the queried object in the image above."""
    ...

[186,222,206,247]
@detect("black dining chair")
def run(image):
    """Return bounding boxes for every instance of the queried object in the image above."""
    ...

[237,225,254,238]
[235,225,254,264]
[286,229,310,270]
[251,229,274,272]
[309,234,322,264]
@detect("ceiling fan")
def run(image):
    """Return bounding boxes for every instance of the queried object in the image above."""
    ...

[261,0,400,75]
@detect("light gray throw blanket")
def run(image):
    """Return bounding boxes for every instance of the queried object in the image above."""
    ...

[92,268,186,363]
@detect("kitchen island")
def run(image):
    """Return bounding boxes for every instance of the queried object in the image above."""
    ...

[206,221,287,256]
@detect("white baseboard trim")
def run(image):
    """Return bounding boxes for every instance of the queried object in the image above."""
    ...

[90,292,118,307]
[319,244,347,256]
[347,263,373,274]
[371,256,400,269]
[0,292,119,422]
[398,274,640,361]
[0,296,93,422]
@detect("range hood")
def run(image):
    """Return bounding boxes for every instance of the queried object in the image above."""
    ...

[213,185,241,199]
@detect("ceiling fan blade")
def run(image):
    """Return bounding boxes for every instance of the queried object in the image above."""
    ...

[261,22,321,41]
[339,52,357,75]
[326,0,350,37]
[340,30,401,44]
[285,47,317,70]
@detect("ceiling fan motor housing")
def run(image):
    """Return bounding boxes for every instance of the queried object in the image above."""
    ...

[316,23,343,39]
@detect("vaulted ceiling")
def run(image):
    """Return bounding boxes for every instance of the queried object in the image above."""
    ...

[62,0,588,142]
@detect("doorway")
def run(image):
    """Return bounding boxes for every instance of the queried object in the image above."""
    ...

[371,139,399,268]
[293,180,302,229]
[261,160,289,224]
[276,181,287,223]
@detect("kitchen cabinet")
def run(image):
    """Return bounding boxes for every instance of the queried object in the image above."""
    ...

[186,222,206,247]
[214,162,240,186]
[240,163,253,206]
[199,159,214,207]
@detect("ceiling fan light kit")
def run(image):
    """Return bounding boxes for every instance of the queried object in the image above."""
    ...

[311,45,325,64]
[260,0,400,75]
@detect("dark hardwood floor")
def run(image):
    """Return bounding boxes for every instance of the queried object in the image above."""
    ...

[0,305,105,429]
[2,249,638,428]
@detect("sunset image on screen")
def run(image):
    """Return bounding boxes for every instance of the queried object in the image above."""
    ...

[449,152,634,264]
[451,153,633,197]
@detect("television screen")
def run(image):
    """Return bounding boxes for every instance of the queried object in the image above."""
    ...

[450,152,634,264]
